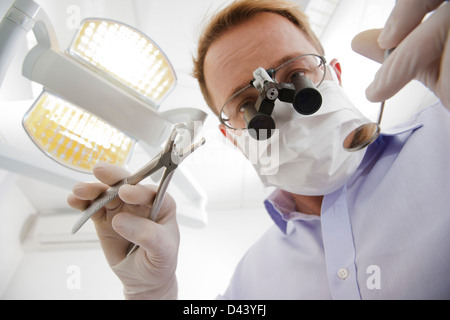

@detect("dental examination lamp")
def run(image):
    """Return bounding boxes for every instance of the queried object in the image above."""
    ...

[1,0,207,168]
[246,67,322,140]
[0,0,39,88]
[0,0,208,224]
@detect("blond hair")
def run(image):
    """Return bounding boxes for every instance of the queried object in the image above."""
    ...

[193,0,325,112]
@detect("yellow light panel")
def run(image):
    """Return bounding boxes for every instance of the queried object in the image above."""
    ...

[68,19,176,107]
[23,91,136,173]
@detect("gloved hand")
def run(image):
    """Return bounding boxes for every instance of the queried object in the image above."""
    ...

[351,0,450,111]
[67,162,179,299]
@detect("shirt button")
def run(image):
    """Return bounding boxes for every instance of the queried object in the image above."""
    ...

[337,268,349,280]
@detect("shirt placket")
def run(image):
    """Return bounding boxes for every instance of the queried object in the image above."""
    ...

[321,186,361,300]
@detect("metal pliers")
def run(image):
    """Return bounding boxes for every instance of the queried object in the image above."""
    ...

[71,123,206,254]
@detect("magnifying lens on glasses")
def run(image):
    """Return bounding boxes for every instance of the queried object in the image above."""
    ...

[245,67,322,140]
[289,72,323,115]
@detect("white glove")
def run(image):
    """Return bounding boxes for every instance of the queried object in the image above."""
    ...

[67,162,179,299]
[351,0,450,111]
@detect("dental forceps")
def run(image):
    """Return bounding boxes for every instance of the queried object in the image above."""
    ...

[71,123,206,255]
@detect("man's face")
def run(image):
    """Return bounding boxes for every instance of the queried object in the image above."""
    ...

[204,12,330,116]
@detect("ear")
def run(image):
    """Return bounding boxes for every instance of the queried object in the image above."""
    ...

[329,58,342,86]
[219,124,238,147]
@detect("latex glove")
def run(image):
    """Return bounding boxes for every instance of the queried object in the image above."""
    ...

[67,162,179,299]
[352,0,450,111]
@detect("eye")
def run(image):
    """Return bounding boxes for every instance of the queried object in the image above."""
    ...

[286,69,308,83]
[276,68,306,83]
[289,71,307,82]
[238,101,253,113]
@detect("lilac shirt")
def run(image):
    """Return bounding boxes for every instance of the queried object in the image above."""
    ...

[220,103,450,299]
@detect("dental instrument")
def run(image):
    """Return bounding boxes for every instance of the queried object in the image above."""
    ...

[71,123,206,249]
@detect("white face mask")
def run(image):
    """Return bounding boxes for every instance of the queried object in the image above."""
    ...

[233,80,369,196]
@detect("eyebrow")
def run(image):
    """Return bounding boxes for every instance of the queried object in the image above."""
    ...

[273,53,304,69]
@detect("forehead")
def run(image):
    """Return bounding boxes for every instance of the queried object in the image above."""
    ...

[204,12,319,113]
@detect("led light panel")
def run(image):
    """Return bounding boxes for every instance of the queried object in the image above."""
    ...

[68,19,177,107]
[23,91,136,173]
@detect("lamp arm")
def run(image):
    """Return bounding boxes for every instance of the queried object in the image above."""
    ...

[31,6,59,50]
[22,5,59,81]
[0,0,39,87]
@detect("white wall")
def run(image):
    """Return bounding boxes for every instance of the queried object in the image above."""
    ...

[0,170,35,296]
[1,205,272,300]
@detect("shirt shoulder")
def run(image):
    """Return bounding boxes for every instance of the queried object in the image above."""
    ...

[354,102,450,181]
[219,223,331,299]
[347,102,450,299]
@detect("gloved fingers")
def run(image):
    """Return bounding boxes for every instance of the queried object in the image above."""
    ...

[71,181,108,201]
[377,0,444,50]
[68,182,109,215]
[92,161,130,186]
[67,162,130,227]
[67,191,95,211]
[112,211,179,261]
[351,29,385,64]
[111,186,177,262]
[119,184,157,206]
[365,3,450,103]
[69,180,123,212]
[118,184,177,222]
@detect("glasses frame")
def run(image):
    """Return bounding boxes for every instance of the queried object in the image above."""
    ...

[219,53,327,131]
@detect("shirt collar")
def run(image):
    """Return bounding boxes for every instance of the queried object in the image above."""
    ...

[264,189,320,235]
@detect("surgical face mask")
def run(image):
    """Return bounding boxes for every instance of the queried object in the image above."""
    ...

[232,79,369,196]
